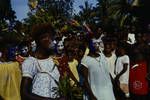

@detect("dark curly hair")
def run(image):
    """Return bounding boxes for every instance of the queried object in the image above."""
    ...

[31,23,55,44]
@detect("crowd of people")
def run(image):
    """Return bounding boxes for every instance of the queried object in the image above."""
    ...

[0,21,150,100]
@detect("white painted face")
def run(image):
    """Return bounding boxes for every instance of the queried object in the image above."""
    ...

[92,38,101,48]
[31,41,36,52]
[92,38,104,52]
[57,41,64,54]
[21,46,29,54]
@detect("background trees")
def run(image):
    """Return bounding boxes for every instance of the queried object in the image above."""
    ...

[24,0,74,30]
[0,0,19,45]
[0,0,16,21]
[0,0,149,44]
[0,0,16,32]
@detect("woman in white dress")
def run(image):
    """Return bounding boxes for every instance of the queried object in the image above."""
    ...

[80,39,115,100]
[21,23,60,100]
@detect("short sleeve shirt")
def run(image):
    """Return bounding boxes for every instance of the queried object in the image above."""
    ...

[115,55,130,84]
[22,56,60,98]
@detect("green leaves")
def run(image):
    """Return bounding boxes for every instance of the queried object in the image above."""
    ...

[53,75,83,100]
[107,0,140,29]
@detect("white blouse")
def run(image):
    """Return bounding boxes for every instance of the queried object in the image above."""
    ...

[81,54,115,100]
[22,56,60,98]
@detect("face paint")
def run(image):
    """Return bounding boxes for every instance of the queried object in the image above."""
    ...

[31,41,36,52]
[92,38,101,48]
[21,46,29,56]
[93,38,104,52]
[57,41,64,54]
[57,41,64,50]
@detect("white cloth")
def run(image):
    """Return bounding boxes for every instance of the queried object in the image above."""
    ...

[81,54,115,100]
[115,55,130,84]
[105,53,117,79]
[127,33,136,44]
[22,57,60,98]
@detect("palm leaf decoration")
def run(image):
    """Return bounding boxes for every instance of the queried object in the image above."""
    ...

[53,74,83,100]
[107,0,140,28]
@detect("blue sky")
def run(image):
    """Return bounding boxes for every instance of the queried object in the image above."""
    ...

[74,0,97,13]
[11,0,29,21]
[11,0,97,21]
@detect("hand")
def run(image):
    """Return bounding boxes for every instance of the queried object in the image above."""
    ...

[15,55,25,64]
[115,76,120,86]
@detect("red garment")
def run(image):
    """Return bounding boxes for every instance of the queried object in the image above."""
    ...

[129,61,149,95]
[55,55,70,77]
[55,55,78,83]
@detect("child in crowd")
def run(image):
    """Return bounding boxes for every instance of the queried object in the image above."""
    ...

[115,44,130,100]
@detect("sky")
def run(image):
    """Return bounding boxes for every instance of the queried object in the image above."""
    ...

[11,0,29,21]
[11,0,97,21]
[74,0,97,13]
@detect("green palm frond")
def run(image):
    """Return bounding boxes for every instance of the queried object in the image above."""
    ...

[106,0,139,28]
[52,75,83,100]
[120,14,128,27]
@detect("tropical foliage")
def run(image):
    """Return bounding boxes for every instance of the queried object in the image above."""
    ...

[107,0,140,29]
[0,0,16,32]
[24,0,74,34]
[0,0,16,21]
[0,0,22,45]
[0,0,145,43]
[54,74,83,100]
[74,1,97,24]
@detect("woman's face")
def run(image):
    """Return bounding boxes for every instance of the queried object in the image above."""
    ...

[39,33,51,49]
